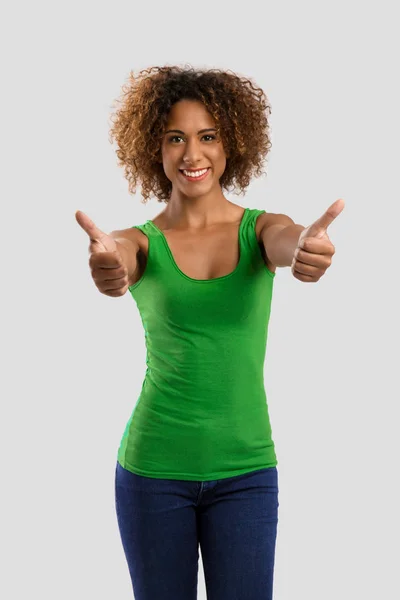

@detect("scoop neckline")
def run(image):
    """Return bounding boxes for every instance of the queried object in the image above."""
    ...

[147,208,248,283]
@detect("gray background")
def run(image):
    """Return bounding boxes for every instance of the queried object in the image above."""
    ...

[1,0,399,598]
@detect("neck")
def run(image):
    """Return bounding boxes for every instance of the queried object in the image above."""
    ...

[164,189,234,230]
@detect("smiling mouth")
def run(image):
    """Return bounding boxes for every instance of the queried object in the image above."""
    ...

[179,167,211,181]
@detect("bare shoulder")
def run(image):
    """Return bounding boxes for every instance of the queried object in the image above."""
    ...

[109,225,149,254]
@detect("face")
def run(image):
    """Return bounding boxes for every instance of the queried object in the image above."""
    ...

[160,99,228,198]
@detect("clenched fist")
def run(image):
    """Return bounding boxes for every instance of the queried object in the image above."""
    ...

[291,199,345,283]
[75,210,130,297]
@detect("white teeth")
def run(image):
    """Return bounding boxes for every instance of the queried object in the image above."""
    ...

[182,168,208,178]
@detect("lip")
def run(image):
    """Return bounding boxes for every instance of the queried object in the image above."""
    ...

[179,167,211,182]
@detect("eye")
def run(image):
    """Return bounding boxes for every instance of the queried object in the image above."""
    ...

[167,134,216,143]
[169,135,184,143]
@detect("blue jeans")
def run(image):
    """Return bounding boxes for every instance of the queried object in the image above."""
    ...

[115,461,279,599]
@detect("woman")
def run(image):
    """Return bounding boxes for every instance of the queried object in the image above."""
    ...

[76,65,344,599]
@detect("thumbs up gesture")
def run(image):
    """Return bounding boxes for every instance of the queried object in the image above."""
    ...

[75,210,130,296]
[291,199,345,282]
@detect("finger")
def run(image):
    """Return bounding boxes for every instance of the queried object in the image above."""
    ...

[292,259,323,276]
[102,276,129,291]
[75,210,107,244]
[103,286,129,298]
[93,266,127,283]
[89,251,123,270]
[299,237,335,255]
[312,198,345,232]
[294,248,333,268]
[292,270,316,283]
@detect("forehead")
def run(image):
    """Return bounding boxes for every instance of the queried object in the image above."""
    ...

[166,100,215,127]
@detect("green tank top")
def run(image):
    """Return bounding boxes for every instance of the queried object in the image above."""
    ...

[117,207,278,481]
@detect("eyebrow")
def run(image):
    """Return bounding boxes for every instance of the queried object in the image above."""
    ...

[164,128,217,135]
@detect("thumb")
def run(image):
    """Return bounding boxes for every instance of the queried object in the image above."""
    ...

[75,210,117,253]
[307,198,345,238]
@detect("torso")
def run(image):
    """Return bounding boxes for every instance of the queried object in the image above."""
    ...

[129,206,275,284]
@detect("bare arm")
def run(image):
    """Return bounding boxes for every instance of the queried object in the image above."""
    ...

[260,199,344,281]
[260,214,305,268]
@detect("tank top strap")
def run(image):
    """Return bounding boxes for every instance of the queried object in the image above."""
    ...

[239,208,266,266]
[131,221,164,244]
[131,220,176,275]
[131,208,266,278]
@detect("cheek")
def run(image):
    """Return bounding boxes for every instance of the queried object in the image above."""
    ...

[215,153,227,171]
[161,156,180,183]
[213,144,228,163]
[161,147,179,167]
[160,150,174,173]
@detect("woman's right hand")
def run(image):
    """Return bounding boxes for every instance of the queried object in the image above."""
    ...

[75,210,130,297]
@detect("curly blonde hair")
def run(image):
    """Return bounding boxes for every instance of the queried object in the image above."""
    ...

[108,65,272,203]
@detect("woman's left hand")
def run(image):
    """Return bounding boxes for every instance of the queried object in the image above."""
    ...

[291,198,345,283]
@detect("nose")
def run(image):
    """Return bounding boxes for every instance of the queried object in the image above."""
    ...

[182,137,203,166]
